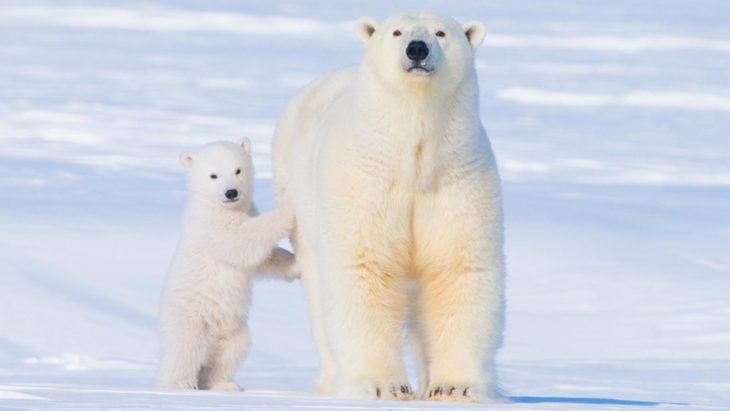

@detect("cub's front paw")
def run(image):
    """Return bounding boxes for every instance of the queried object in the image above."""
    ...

[276,203,297,233]
[338,377,414,401]
[285,263,301,282]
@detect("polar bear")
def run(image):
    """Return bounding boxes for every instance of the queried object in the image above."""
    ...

[157,139,298,391]
[272,13,505,402]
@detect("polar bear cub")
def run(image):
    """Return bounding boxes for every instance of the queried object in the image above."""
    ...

[157,139,298,391]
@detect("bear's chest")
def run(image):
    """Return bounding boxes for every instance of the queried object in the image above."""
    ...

[345,123,449,196]
[363,109,453,192]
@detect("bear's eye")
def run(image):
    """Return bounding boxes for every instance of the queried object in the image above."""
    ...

[210,174,217,180]
[235,169,241,175]
[393,30,402,37]
[436,30,446,38]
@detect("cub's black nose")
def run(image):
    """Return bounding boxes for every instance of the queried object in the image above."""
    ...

[225,189,238,200]
[406,40,429,61]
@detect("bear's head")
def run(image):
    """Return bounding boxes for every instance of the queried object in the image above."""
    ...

[179,139,254,209]
[355,13,485,95]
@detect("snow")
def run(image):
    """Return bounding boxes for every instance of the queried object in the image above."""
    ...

[1,0,729,409]
[2,4,347,37]
[485,34,730,53]
[496,88,730,112]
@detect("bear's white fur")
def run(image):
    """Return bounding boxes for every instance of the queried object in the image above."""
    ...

[273,13,505,402]
[157,140,298,391]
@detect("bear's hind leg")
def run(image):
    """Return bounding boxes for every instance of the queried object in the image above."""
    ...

[156,313,209,390]
[199,326,250,391]
[294,232,337,395]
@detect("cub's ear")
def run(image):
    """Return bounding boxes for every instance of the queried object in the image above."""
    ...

[355,17,378,44]
[238,137,251,153]
[462,21,486,49]
[179,152,194,170]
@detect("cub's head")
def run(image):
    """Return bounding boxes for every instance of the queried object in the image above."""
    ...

[180,139,254,209]
[356,13,485,94]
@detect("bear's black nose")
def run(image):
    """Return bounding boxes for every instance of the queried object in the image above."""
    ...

[406,40,429,61]
[225,189,238,200]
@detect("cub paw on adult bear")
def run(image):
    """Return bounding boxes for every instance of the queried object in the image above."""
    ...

[273,13,505,402]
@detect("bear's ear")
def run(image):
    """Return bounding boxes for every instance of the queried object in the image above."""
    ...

[238,137,251,153]
[462,21,486,49]
[179,152,194,170]
[355,17,378,44]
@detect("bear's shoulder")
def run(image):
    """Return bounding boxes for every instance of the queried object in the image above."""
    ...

[298,67,357,103]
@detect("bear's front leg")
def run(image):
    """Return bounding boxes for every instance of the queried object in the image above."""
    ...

[254,247,300,282]
[312,152,418,400]
[413,181,505,403]
[419,267,503,402]
[318,196,415,400]
[322,257,414,400]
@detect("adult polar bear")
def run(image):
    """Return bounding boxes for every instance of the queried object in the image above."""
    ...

[273,14,505,402]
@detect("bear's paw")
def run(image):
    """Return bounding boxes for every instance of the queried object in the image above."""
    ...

[339,377,414,401]
[425,382,491,402]
[207,380,241,392]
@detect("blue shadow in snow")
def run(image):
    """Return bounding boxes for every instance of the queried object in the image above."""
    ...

[510,396,665,406]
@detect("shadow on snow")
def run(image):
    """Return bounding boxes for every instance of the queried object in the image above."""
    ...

[509,396,681,406]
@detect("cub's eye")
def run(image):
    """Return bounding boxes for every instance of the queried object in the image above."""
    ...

[436,30,446,38]
[235,169,241,175]
[210,174,217,179]
[393,30,402,37]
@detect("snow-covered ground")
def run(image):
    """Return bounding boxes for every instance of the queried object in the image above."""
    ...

[1,1,729,409]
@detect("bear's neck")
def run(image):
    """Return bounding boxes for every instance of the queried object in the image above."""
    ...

[355,67,479,139]
[354,67,480,191]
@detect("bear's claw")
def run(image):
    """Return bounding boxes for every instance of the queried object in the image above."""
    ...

[342,378,413,400]
[426,383,479,402]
